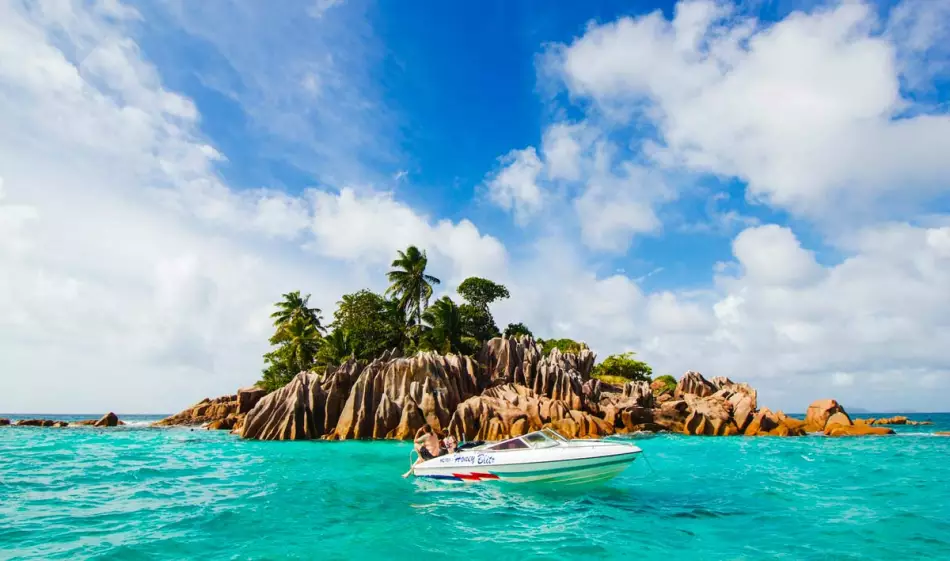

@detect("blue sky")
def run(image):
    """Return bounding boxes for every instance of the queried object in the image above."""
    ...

[2,0,950,413]
[133,0,816,291]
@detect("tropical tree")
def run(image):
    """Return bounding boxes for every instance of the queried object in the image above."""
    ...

[315,329,359,368]
[457,277,510,309]
[331,290,404,359]
[270,290,324,333]
[504,322,533,339]
[592,352,653,384]
[386,246,440,338]
[419,296,476,355]
[269,316,323,373]
[457,277,509,345]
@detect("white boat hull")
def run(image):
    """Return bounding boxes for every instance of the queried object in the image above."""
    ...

[413,440,640,485]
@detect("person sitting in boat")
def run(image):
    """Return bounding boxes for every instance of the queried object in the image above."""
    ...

[402,425,442,478]
[440,435,457,455]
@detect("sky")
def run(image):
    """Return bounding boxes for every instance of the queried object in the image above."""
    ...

[1,0,949,414]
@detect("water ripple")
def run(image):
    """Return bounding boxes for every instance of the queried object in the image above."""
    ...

[2,416,950,560]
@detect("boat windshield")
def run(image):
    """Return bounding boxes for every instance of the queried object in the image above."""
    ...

[541,428,569,443]
[484,437,529,451]
[521,431,559,449]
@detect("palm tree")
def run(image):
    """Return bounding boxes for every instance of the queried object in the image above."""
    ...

[420,296,474,355]
[386,246,440,338]
[271,290,325,333]
[315,329,359,368]
[269,316,322,374]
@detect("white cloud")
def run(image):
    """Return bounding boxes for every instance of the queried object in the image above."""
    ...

[0,0,506,413]
[485,147,545,225]
[554,0,950,220]
[732,225,823,287]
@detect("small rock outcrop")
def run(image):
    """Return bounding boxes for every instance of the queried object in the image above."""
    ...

[94,412,119,427]
[674,371,717,399]
[0,418,10,426]
[855,416,933,426]
[155,394,241,428]
[803,399,849,432]
[15,419,68,427]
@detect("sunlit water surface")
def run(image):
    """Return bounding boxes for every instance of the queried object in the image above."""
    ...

[2,413,949,560]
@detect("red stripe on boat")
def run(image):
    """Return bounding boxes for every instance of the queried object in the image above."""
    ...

[452,472,500,481]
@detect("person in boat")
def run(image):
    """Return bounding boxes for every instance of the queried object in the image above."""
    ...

[402,424,442,478]
[441,435,458,455]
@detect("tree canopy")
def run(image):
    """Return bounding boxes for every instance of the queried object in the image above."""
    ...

[652,374,677,393]
[385,246,440,338]
[457,277,510,309]
[504,322,533,339]
[330,290,404,360]
[257,246,599,393]
[539,338,587,355]
[592,352,653,384]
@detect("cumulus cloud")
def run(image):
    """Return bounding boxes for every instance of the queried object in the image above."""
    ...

[484,147,545,225]
[553,0,950,219]
[0,1,506,413]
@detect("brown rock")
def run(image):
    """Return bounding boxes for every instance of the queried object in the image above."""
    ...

[825,424,895,437]
[622,381,654,408]
[237,387,267,414]
[744,408,805,436]
[207,415,238,430]
[683,394,737,436]
[156,394,239,427]
[654,399,690,433]
[94,412,119,427]
[0,418,10,426]
[936,431,950,436]
[803,399,849,432]
[674,371,717,399]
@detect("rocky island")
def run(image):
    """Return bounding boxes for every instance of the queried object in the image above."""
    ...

[153,335,899,440]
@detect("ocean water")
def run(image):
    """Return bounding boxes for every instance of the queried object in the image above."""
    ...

[2,414,949,560]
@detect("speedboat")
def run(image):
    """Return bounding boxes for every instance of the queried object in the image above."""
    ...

[410,428,641,485]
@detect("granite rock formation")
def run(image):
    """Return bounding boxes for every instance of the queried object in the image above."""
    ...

[160,336,898,442]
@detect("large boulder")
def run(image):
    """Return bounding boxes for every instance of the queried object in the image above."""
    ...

[241,371,331,440]
[653,399,690,433]
[237,387,267,414]
[744,409,806,437]
[622,381,654,408]
[330,351,482,440]
[94,412,119,427]
[0,418,10,426]
[683,393,738,436]
[478,336,595,410]
[674,371,717,399]
[803,399,849,432]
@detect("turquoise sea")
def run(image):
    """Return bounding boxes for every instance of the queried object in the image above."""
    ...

[2,414,950,560]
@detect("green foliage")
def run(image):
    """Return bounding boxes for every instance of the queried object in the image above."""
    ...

[419,297,477,355]
[386,246,440,339]
[270,291,324,333]
[539,338,587,355]
[459,303,500,343]
[504,322,533,339]
[592,352,653,383]
[590,373,634,387]
[331,290,404,360]
[315,329,359,368]
[258,315,323,391]
[653,374,677,393]
[456,277,509,346]
[457,277,510,309]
